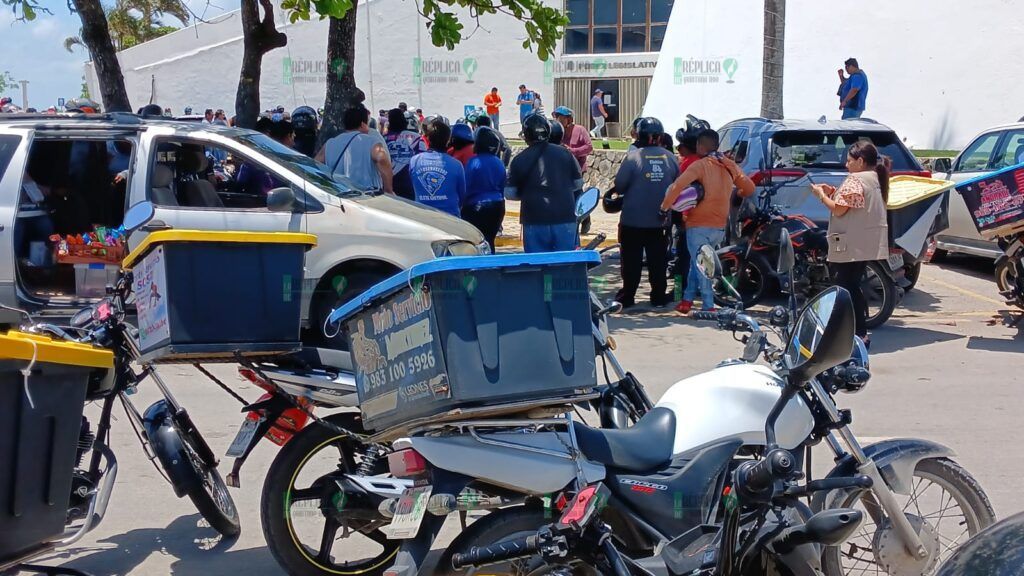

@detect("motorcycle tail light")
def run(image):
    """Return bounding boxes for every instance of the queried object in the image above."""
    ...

[238,367,274,393]
[388,448,429,479]
[559,485,600,527]
[751,169,807,186]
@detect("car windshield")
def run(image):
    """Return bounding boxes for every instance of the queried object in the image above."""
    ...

[770,131,917,171]
[231,133,370,198]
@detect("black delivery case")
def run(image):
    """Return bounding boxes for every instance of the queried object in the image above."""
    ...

[0,332,113,563]
[121,231,317,363]
[329,251,600,432]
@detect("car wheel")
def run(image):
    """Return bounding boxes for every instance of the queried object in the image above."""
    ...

[309,271,387,350]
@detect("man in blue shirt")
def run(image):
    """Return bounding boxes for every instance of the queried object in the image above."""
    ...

[837,58,869,119]
[516,84,538,125]
[410,117,466,217]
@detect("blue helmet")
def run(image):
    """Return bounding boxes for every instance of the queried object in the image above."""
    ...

[552,105,574,118]
[451,122,475,143]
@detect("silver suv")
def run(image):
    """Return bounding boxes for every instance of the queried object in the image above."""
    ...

[0,113,485,344]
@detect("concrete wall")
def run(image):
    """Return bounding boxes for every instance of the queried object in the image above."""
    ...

[644,0,1024,150]
[87,0,555,133]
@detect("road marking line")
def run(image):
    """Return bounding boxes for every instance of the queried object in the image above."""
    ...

[922,276,1005,306]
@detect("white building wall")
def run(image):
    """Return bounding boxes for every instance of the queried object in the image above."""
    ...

[87,0,555,133]
[645,0,1024,149]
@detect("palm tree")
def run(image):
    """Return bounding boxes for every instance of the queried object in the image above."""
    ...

[760,0,785,119]
[65,0,189,53]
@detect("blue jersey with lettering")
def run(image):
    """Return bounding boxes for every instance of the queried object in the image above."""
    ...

[410,150,466,217]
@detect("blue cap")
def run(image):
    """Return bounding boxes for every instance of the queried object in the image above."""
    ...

[553,106,574,118]
[452,122,475,142]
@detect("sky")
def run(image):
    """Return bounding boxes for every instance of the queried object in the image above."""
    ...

[0,0,239,109]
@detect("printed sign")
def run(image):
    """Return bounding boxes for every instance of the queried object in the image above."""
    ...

[956,165,1024,236]
[346,283,448,422]
[133,246,171,350]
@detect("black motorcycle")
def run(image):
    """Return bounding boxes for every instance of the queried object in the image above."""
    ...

[1,203,238,573]
[995,232,1024,312]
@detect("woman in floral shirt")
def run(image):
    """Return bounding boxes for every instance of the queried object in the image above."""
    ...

[811,140,890,343]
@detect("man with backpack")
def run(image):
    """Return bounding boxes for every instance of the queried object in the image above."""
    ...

[661,129,755,314]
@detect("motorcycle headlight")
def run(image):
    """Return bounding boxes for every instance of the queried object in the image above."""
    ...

[431,240,483,257]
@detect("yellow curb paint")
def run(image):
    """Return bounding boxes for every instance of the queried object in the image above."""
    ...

[922,276,1005,306]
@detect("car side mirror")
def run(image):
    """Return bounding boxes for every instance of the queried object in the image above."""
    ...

[931,157,952,174]
[267,187,297,212]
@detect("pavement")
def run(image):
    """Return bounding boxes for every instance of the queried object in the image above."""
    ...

[34,239,1024,575]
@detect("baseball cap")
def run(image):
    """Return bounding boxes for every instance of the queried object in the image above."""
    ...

[552,106,574,118]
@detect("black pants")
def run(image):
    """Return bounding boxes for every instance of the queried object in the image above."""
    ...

[831,260,869,337]
[619,225,669,305]
[461,201,505,254]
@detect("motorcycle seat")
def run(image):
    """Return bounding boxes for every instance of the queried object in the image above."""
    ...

[277,347,354,374]
[574,407,676,473]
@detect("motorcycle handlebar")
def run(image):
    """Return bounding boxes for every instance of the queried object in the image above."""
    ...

[582,233,607,252]
[451,535,540,569]
[740,448,796,495]
[691,310,718,321]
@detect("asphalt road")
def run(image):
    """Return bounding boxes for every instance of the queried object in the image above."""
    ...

[36,254,1024,576]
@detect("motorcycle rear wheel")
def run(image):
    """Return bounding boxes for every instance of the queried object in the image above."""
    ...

[995,258,1023,307]
[862,261,898,329]
[822,457,995,576]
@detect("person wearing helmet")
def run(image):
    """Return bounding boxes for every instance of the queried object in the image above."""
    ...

[409,116,466,217]
[448,123,476,167]
[474,115,512,167]
[661,128,756,314]
[547,119,564,145]
[384,108,428,200]
[613,117,680,309]
[291,106,319,157]
[139,103,164,118]
[505,113,583,253]
[552,106,593,175]
[463,127,507,253]
[666,128,702,290]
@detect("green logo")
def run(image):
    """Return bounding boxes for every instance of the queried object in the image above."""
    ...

[331,57,347,77]
[283,274,293,302]
[543,274,552,302]
[283,57,293,86]
[723,58,739,83]
[462,274,478,296]
[543,59,554,85]
[413,57,423,85]
[331,275,348,296]
[593,58,608,78]
[463,58,478,83]
[331,491,347,511]
[673,57,683,85]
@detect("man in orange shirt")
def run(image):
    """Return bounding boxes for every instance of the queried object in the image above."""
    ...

[484,87,502,128]
[661,129,755,314]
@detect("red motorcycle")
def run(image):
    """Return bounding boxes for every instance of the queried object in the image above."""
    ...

[716,192,906,329]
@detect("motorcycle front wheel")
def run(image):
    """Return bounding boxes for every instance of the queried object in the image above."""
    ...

[179,425,241,537]
[261,413,398,576]
[822,457,995,576]
[995,258,1023,307]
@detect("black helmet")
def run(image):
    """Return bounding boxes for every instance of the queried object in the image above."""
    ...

[602,187,623,214]
[548,119,564,145]
[636,117,664,144]
[474,127,502,155]
[522,113,551,145]
[475,114,492,128]
[139,103,163,118]
[291,106,318,132]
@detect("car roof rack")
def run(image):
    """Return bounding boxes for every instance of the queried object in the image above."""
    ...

[0,111,144,124]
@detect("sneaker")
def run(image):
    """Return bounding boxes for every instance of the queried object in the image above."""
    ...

[700,307,717,313]
[675,300,693,314]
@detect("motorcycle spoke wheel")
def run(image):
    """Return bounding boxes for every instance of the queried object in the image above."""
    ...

[180,428,241,536]
[823,458,995,576]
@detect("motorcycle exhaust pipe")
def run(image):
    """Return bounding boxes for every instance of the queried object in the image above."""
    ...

[772,508,863,554]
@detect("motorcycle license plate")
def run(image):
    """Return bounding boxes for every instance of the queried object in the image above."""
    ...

[226,418,262,458]
[387,485,432,539]
[886,253,904,272]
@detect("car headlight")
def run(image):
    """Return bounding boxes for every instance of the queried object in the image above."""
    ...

[431,240,482,257]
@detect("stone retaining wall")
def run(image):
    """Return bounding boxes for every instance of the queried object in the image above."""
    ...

[509,146,628,191]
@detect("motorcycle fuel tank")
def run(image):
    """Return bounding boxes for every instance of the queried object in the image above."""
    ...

[656,363,814,454]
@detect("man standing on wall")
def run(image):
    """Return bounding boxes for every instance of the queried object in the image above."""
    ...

[837,58,869,119]
[484,87,503,128]
[517,85,538,126]
[589,89,610,149]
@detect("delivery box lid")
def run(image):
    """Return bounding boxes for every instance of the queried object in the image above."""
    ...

[328,250,601,326]
[123,230,318,270]
[887,175,955,209]
[0,331,114,368]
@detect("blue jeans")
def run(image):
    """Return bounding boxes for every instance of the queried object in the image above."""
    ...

[523,222,577,253]
[842,107,864,119]
[684,227,725,309]
[489,112,499,127]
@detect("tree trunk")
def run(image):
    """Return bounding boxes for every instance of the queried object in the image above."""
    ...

[71,0,131,112]
[320,9,365,146]
[235,0,287,129]
[760,0,785,119]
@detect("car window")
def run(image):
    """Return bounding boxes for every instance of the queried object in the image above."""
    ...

[992,130,1024,169]
[770,130,916,171]
[719,128,747,155]
[955,132,1001,172]
[150,139,283,210]
[231,133,370,199]
[0,135,19,179]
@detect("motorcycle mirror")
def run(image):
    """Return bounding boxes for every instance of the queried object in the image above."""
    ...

[696,244,722,281]
[123,201,156,233]
[778,228,796,276]
[576,187,601,222]
[784,287,856,383]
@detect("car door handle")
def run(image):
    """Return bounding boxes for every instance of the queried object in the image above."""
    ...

[141,220,173,232]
